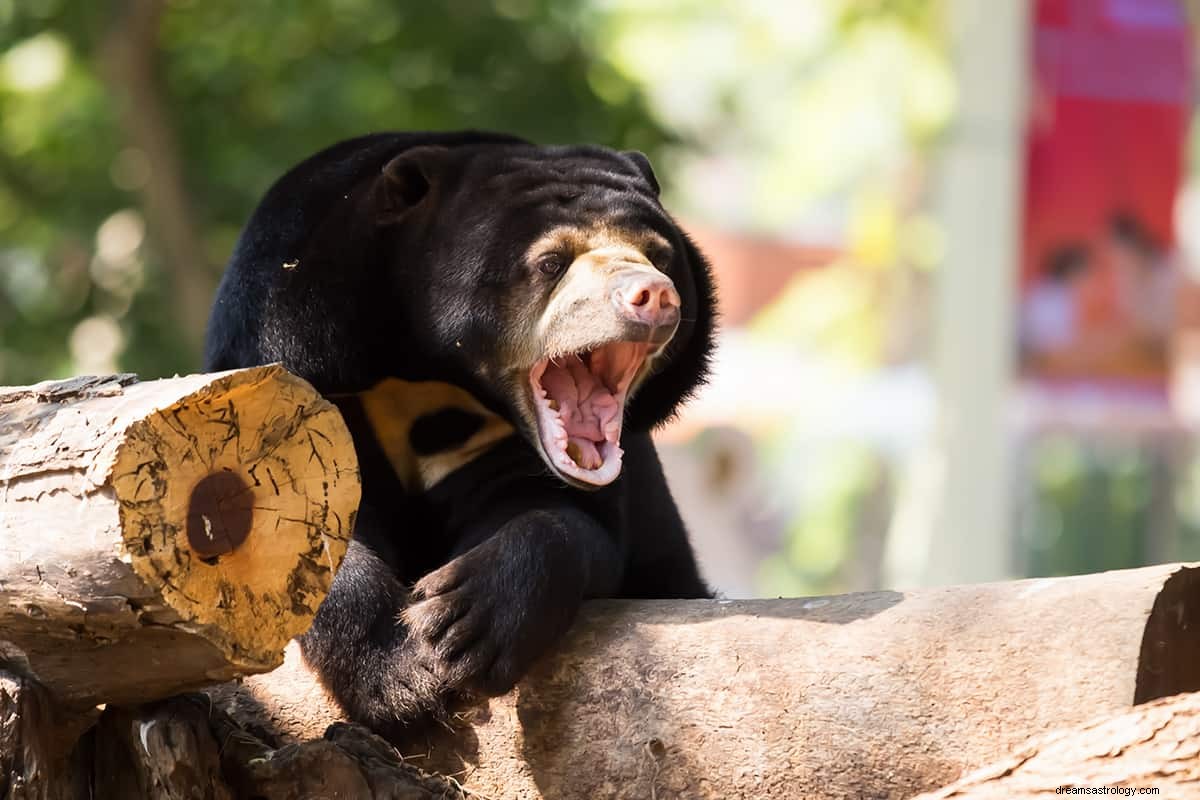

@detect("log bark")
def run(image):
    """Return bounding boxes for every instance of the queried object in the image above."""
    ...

[208,710,468,800]
[912,690,1200,799]
[0,367,359,711]
[4,684,465,800]
[210,563,1200,799]
[91,696,232,800]
[88,694,466,799]
[0,671,89,800]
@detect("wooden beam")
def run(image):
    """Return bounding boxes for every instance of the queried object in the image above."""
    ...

[0,367,359,711]
[210,563,1200,799]
[913,691,1200,799]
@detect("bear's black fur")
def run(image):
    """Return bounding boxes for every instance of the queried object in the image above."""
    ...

[205,131,716,737]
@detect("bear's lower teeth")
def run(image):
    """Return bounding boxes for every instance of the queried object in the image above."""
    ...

[530,340,653,484]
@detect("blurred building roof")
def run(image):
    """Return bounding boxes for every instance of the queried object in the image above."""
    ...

[685,224,840,327]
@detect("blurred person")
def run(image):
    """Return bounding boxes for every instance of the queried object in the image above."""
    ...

[1108,211,1177,364]
[1020,242,1092,366]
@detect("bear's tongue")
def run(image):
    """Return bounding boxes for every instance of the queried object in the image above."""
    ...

[540,354,621,470]
[534,341,648,476]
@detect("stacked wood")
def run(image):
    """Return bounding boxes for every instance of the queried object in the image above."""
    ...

[92,696,465,800]
[0,367,359,711]
[912,690,1200,799]
[0,671,88,800]
[211,563,1200,799]
[3,368,1198,798]
[1,672,465,800]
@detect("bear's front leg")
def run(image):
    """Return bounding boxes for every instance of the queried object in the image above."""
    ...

[403,507,622,697]
[299,537,444,737]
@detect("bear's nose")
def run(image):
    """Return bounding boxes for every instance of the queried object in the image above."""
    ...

[612,272,681,329]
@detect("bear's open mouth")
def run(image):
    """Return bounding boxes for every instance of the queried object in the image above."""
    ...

[529,341,651,487]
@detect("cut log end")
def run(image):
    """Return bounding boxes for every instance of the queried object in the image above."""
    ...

[1,366,361,709]
[110,365,359,669]
[1135,565,1200,704]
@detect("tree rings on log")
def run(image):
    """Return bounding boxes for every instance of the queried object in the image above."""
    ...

[0,366,360,709]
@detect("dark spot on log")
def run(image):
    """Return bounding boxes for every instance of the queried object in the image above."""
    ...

[646,738,667,759]
[186,471,253,561]
[1135,566,1200,703]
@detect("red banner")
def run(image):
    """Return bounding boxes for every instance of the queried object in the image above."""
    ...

[1018,0,1191,388]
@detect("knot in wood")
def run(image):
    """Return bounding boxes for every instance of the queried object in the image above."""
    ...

[186,471,253,563]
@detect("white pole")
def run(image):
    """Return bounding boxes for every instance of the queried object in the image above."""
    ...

[885,0,1029,587]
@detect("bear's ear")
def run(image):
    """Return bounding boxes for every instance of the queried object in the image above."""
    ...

[377,146,448,220]
[623,151,660,195]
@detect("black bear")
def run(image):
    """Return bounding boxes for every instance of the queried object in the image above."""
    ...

[205,131,717,736]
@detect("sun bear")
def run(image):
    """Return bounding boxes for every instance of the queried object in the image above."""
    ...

[204,131,717,737]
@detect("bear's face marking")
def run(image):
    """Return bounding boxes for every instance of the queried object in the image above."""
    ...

[491,224,682,488]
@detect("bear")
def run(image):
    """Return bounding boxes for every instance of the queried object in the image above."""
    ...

[204,131,717,737]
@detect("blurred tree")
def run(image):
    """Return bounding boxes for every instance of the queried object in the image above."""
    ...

[597,0,951,233]
[1018,435,1200,578]
[0,0,672,384]
[604,0,951,596]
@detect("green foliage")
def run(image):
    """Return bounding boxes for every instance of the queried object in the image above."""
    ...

[0,0,672,384]
[1021,437,1200,576]
[598,0,952,231]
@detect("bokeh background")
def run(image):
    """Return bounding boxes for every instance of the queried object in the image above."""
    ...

[5,0,1200,597]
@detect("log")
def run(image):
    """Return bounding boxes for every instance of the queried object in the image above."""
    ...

[210,563,1200,799]
[0,367,359,711]
[0,670,88,800]
[91,696,232,800]
[89,695,465,800]
[1,686,465,799]
[912,690,1200,799]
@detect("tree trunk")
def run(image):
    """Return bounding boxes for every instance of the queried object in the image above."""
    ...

[210,563,1200,799]
[0,367,359,711]
[99,0,214,351]
[913,690,1200,799]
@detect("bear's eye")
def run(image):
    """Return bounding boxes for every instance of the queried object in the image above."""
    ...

[644,243,673,268]
[536,253,569,277]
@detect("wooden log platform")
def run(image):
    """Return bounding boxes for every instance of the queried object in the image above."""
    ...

[3,369,1197,798]
[211,563,1200,799]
